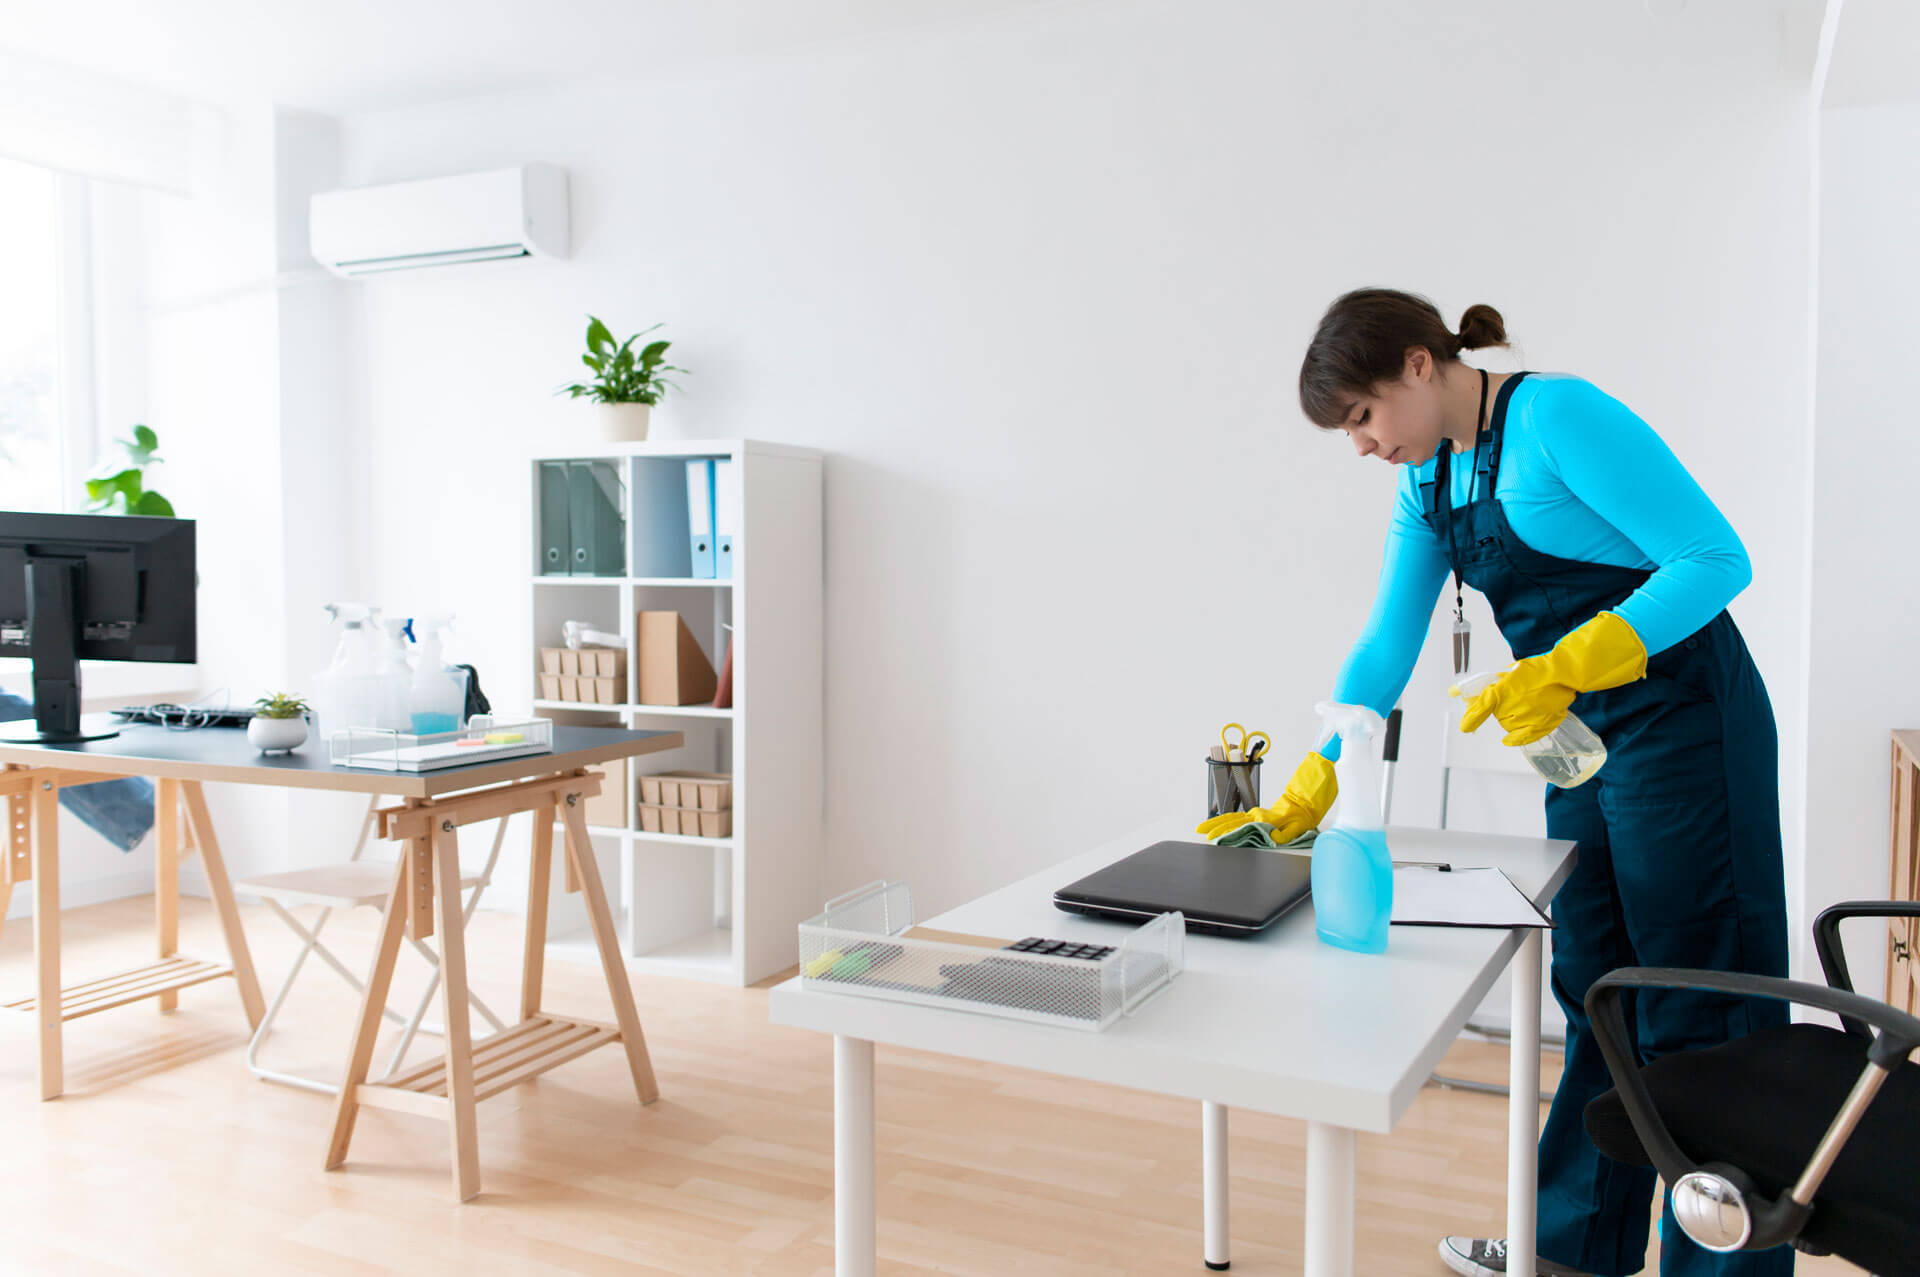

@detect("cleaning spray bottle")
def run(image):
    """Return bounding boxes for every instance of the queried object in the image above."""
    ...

[1310,701,1393,954]
[407,614,469,735]
[312,604,376,744]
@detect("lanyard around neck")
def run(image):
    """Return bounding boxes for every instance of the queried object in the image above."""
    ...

[1450,367,1490,673]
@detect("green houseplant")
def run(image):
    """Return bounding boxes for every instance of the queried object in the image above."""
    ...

[85,425,175,516]
[557,316,686,442]
[248,693,310,755]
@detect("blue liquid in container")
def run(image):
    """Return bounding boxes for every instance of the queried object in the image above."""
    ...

[411,712,460,735]
[1311,826,1392,954]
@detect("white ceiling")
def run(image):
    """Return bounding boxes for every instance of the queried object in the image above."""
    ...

[0,0,1059,116]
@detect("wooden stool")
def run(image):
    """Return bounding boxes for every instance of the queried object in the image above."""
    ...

[323,767,657,1200]
[0,768,265,1100]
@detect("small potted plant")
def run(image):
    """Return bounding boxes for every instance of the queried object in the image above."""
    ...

[558,316,686,441]
[249,693,311,755]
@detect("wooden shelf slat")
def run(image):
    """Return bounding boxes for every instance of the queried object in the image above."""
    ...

[375,1015,618,1103]
[3,957,231,1021]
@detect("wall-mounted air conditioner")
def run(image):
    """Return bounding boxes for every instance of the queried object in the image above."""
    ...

[309,163,569,277]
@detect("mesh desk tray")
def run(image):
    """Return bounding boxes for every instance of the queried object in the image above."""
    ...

[798,881,1184,1031]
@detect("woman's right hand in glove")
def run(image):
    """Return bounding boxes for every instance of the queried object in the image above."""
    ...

[1194,750,1338,843]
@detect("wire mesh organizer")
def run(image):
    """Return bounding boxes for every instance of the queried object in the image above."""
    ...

[798,881,1185,1031]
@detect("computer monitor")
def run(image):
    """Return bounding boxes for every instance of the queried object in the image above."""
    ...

[0,512,196,743]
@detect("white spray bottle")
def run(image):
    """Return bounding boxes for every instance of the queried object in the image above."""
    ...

[407,614,468,735]
[1310,702,1393,954]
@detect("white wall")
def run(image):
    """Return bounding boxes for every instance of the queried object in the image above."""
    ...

[1800,102,1920,994]
[334,0,1816,924]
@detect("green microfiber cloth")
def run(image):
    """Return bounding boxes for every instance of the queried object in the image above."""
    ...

[1211,822,1318,851]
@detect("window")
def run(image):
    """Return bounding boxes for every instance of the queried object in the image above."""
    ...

[0,155,64,512]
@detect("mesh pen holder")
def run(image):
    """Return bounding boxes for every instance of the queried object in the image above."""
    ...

[798,881,1184,1032]
[1206,756,1263,819]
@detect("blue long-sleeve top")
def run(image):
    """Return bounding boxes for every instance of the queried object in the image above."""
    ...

[1320,373,1749,761]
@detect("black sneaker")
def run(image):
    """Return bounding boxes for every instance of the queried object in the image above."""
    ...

[1437,1237,1593,1276]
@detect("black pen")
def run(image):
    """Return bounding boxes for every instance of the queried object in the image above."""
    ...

[1392,859,1453,872]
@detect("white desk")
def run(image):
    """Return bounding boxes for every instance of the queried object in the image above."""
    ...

[769,821,1578,1277]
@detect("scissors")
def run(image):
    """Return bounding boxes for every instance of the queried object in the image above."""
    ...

[1219,722,1271,764]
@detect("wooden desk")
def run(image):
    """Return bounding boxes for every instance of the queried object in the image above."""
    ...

[0,718,683,1200]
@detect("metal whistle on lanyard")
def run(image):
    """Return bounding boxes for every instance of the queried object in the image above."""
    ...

[1452,596,1472,676]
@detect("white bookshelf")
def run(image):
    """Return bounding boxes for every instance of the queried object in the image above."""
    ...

[531,439,823,985]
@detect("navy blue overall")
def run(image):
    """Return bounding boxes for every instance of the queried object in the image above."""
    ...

[1424,373,1792,1277]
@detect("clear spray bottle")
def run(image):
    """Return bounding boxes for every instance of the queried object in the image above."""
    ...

[1450,671,1607,788]
[1310,701,1393,955]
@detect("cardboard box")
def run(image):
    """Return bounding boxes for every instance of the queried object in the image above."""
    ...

[558,648,581,676]
[636,802,731,839]
[636,611,717,706]
[584,763,627,830]
[540,647,564,675]
[587,647,625,678]
[539,674,561,700]
[556,675,580,702]
[590,675,627,705]
[643,770,732,810]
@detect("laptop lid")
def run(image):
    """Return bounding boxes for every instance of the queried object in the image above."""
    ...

[1053,840,1312,934]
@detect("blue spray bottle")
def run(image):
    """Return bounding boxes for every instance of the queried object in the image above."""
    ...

[1310,701,1393,954]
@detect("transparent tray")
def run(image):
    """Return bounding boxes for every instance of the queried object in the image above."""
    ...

[798,881,1184,1032]
[327,715,555,771]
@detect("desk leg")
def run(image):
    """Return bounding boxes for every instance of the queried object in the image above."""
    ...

[1203,1100,1230,1270]
[32,783,61,1101]
[155,779,180,1012]
[560,797,658,1105]
[431,823,482,1201]
[1506,928,1543,1277]
[1304,1121,1354,1277]
[325,855,412,1172]
[834,1034,876,1277]
[179,782,265,1029]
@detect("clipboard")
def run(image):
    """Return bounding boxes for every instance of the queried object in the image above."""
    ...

[1389,866,1551,929]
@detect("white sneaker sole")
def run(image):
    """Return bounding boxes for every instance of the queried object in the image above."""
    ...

[1437,1237,1502,1277]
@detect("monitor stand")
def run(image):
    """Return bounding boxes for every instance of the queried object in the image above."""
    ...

[0,557,118,744]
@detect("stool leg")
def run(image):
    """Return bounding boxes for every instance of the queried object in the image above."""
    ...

[156,779,179,1012]
[32,782,62,1101]
[180,782,265,1029]
[520,805,552,1022]
[431,822,481,1201]
[325,856,412,1171]
[560,795,657,1104]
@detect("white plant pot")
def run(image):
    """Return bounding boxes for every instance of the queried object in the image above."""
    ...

[248,715,308,755]
[593,402,652,442]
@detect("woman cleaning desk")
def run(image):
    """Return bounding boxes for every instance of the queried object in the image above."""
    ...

[1201,289,1792,1277]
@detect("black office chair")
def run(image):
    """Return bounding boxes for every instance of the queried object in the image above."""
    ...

[1581,902,1920,1276]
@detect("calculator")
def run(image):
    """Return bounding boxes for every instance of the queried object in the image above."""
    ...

[1004,937,1116,961]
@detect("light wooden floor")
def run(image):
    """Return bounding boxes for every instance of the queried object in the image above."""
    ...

[0,895,1857,1276]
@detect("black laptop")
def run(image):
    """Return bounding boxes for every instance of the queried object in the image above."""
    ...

[1053,840,1313,937]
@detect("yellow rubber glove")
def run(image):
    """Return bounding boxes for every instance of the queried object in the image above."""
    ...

[1195,750,1338,843]
[1457,611,1648,746]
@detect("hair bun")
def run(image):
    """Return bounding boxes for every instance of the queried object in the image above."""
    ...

[1456,304,1510,352]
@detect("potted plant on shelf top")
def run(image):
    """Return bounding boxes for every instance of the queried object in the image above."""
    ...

[249,693,310,755]
[557,316,687,442]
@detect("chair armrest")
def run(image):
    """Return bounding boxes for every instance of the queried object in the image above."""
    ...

[1814,901,1920,1039]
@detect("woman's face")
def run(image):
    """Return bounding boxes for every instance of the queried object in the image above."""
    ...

[1335,349,1446,467]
